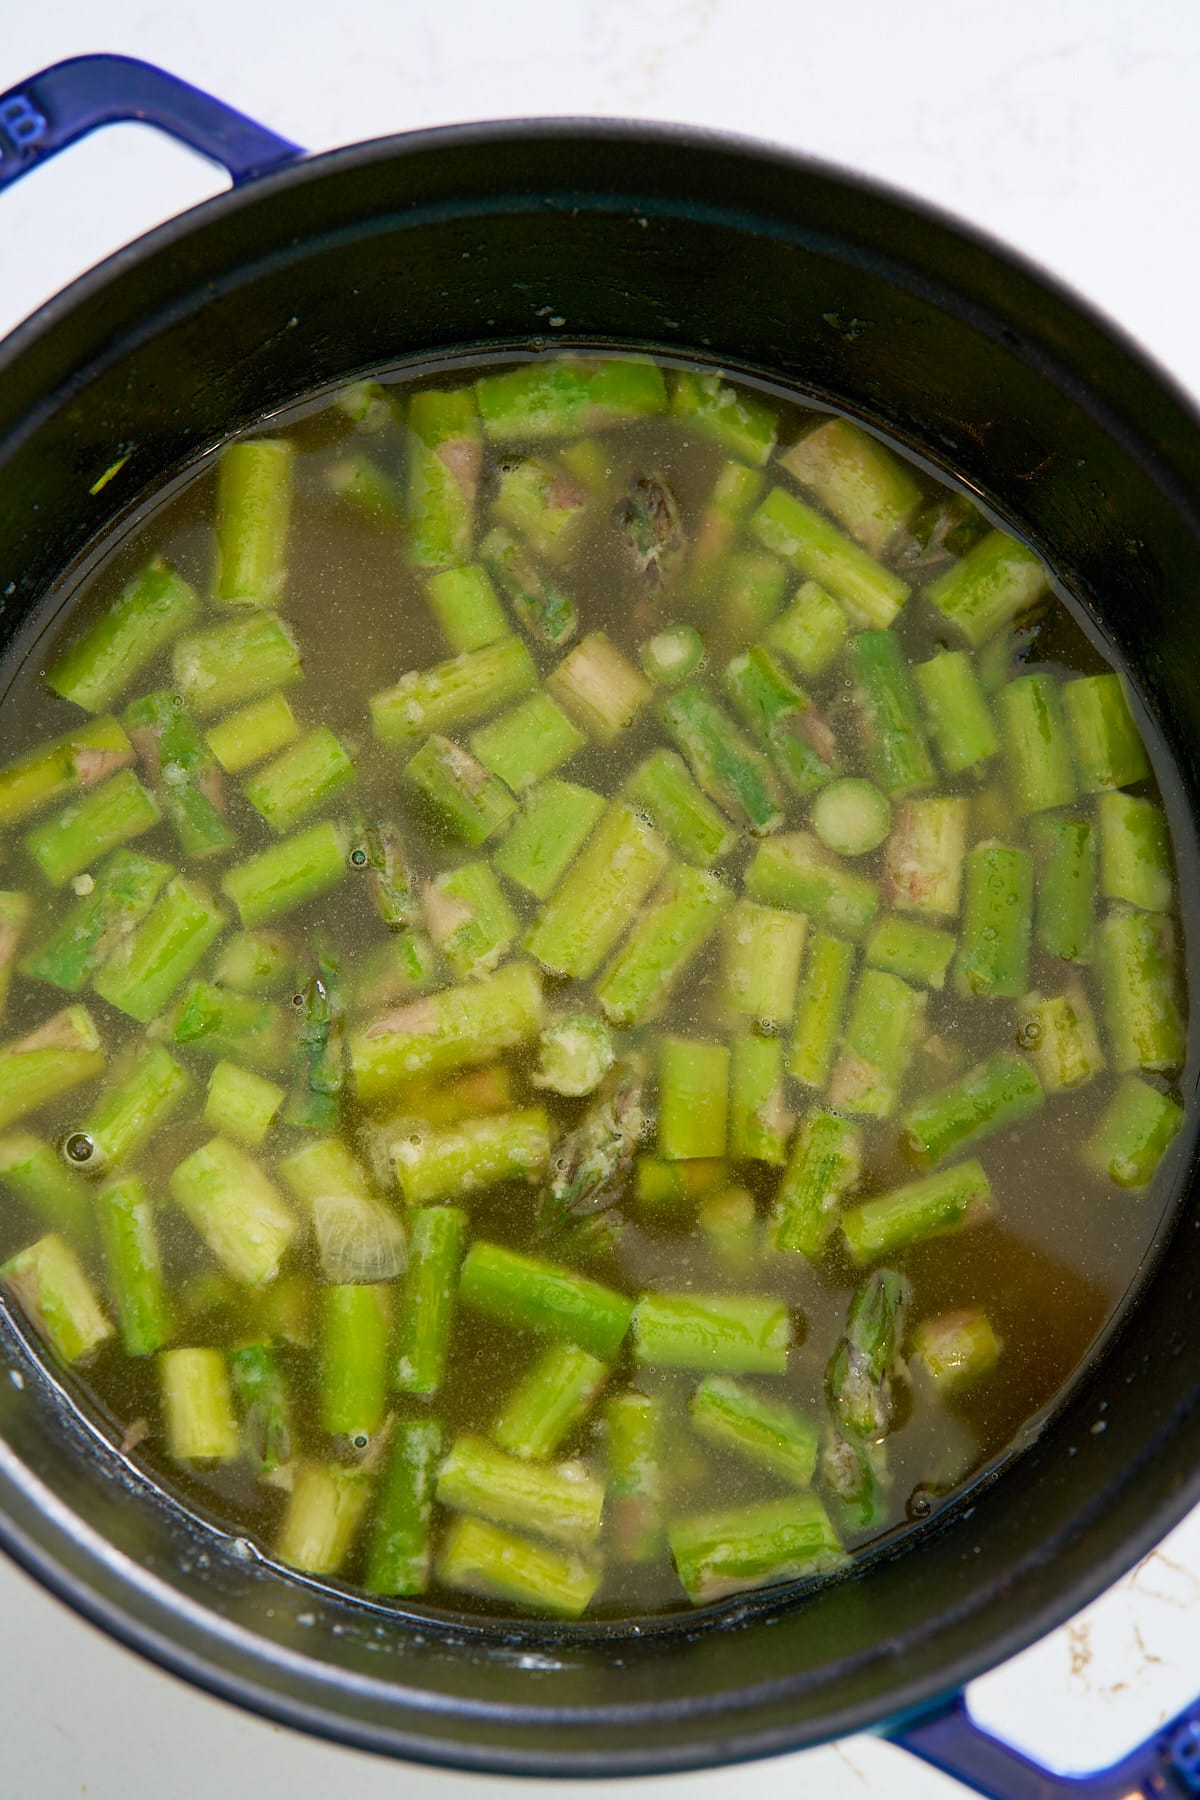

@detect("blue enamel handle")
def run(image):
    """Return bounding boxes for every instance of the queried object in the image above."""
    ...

[0,52,303,192]
[888,1690,1200,1798]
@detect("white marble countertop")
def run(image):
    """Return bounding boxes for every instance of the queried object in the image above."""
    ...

[1,3,1198,1795]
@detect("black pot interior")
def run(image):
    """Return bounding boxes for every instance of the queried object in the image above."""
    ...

[0,124,1197,1775]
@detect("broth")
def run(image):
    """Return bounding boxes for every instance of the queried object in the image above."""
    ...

[0,352,1186,1619]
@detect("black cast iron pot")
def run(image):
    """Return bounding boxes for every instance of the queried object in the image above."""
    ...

[0,54,1198,1798]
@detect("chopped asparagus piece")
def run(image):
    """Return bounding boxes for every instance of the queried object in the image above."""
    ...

[669,1492,842,1603]
[535,1014,614,1098]
[458,1239,633,1360]
[436,1432,605,1550]
[479,525,578,648]
[0,1006,106,1131]
[691,1374,818,1486]
[79,1043,190,1170]
[123,690,232,859]
[720,899,807,1030]
[623,750,738,867]
[828,967,926,1119]
[276,1463,370,1575]
[827,1268,909,1440]
[364,1419,443,1596]
[658,1036,729,1161]
[660,684,784,834]
[547,631,652,741]
[96,1174,171,1356]
[221,821,347,928]
[320,1283,392,1442]
[437,1515,599,1619]
[751,486,909,628]
[790,934,856,1089]
[525,802,668,980]
[598,864,729,1027]
[393,1108,550,1205]
[1095,908,1185,1072]
[1098,793,1173,913]
[912,1308,1002,1391]
[848,630,935,796]
[493,454,591,564]
[212,439,294,609]
[0,1133,92,1241]
[724,645,838,797]
[494,1341,609,1461]
[393,1204,466,1397]
[746,832,879,939]
[633,1291,791,1375]
[404,734,517,847]
[729,1035,792,1165]
[901,1051,1044,1166]
[884,796,969,919]
[670,368,777,465]
[94,876,226,1022]
[370,637,537,748]
[1016,986,1104,1093]
[842,1160,992,1264]
[1,1231,112,1362]
[169,1136,297,1286]
[812,778,891,858]
[1085,1076,1184,1189]
[640,624,704,688]
[995,674,1076,816]
[1062,673,1150,792]
[774,1108,862,1258]
[159,1347,238,1462]
[422,861,516,980]
[953,842,1033,999]
[205,692,300,774]
[914,650,999,775]
[540,1061,647,1235]
[172,611,302,717]
[20,849,171,994]
[349,962,543,1102]
[768,580,850,679]
[47,560,199,713]
[229,1342,293,1474]
[864,915,956,990]
[469,691,584,792]
[0,717,134,830]
[1030,814,1096,963]
[244,727,354,834]
[493,779,606,900]
[406,387,481,570]
[25,769,160,888]
[425,564,510,654]
[779,417,920,556]
[213,930,294,995]
[203,1059,285,1146]
[925,530,1048,647]
[605,1390,663,1562]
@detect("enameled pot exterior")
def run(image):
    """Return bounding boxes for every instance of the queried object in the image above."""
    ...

[0,110,1198,1778]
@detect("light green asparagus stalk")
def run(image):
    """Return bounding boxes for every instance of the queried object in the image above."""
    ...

[370,638,539,751]
[605,1390,663,1562]
[623,749,738,867]
[0,716,134,830]
[525,802,668,980]
[96,1174,172,1356]
[406,387,482,570]
[912,1308,1003,1391]
[1095,907,1185,1072]
[349,819,413,931]
[1085,1076,1184,1189]
[169,1137,297,1286]
[698,1186,757,1276]
[474,357,666,440]
[392,1204,466,1397]
[493,454,592,563]
[847,630,936,796]
[0,1231,112,1362]
[275,1463,370,1575]
[1062,673,1149,792]
[364,1419,443,1596]
[639,623,704,687]
[995,673,1076,815]
[547,630,652,741]
[479,526,578,649]
[494,1341,609,1461]
[723,645,838,797]
[0,1006,106,1131]
[670,368,777,465]
[78,1042,191,1171]
[913,649,999,775]
[883,796,969,919]
[492,779,606,900]
[94,876,226,1022]
[320,1283,392,1443]
[171,611,303,717]
[864,915,956,990]
[751,486,909,628]
[204,1059,285,1147]
[212,439,295,609]
[828,967,926,1119]
[659,684,784,834]
[1098,793,1173,914]
[159,1347,238,1461]
[1029,814,1096,962]
[204,691,300,774]
[729,1035,792,1165]
[405,734,517,847]
[779,417,920,555]
[458,1239,633,1361]
[393,1107,550,1205]
[953,842,1033,999]
[827,1269,910,1440]
[768,580,850,680]
[534,1015,614,1098]
[424,564,509,654]
[25,768,160,888]
[244,726,354,834]
[437,1515,600,1619]
[790,934,856,1089]
[537,1060,646,1240]
[46,560,199,713]
[228,1343,293,1475]
[436,1432,605,1550]
[900,1051,1044,1166]
[422,861,516,980]
[658,1036,730,1161]
[668,1492,843,1603]
[811,779,892,859]
[1016,986,1104,1093]
[597,864,729,1027]
[349,961,543,1102]
[221,821,347,928]
[122,689,233,859]
[842,1160,992,1264]
[925,530,1048,647]
[0,1134,92,1241]
[720,899,807,1030]
[691,1375,819,1486]
[633,1291,791,1375]
[470,692,585,792]
[276,1136,405,1285]
[773,1108,862,1258]
[746,832,879,939]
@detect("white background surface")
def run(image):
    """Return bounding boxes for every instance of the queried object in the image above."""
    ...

[1,4,1199,1796]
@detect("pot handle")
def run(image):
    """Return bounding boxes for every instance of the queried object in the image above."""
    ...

[0,53,304,194]
[887,1690,1200,1799]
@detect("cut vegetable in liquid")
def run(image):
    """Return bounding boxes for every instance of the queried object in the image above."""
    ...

[0,348,1183,1625]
